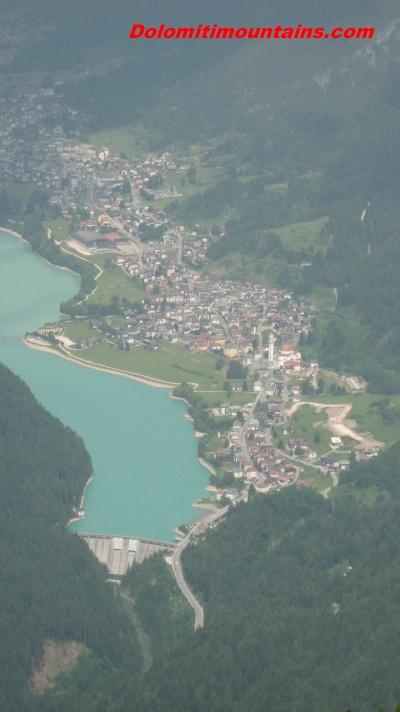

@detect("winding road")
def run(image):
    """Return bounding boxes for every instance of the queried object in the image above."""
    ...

[171,505,229,629]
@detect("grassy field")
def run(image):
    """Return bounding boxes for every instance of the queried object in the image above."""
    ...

[147,158,228,221]
[199,391,255,407]
[72,341,227,390]
[274,216,330,252]
[275,404,332,456]
[62,320,94,343]
[88,125,148,159]
[86,264,143,305]
[203,218,331,287]
[309,285,337,311]
[43,217,72,241]
[206,435,229,451]
[347,395,400,445]
[204,251,280,289]
[298,468,332,492]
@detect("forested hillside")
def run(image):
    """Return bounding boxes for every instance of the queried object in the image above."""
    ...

[0,363,142,710]
[118,445,400,712]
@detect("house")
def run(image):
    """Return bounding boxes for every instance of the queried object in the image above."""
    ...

[321,456,338,468]
[233,469,244,479]
[283,423,294,435]
[256,412,269,427]
[289,439,308,451]
[224,345,238,358]
[232,421,242,431]
[255,481,271,493]
[304,449,317,460]
[330,436,343,448]
[244,467,258,480]
[338,460,350,471]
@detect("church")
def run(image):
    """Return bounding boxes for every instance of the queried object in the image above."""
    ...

[276,342,302,367]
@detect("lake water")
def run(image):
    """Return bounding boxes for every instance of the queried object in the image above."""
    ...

[0,230,208,541]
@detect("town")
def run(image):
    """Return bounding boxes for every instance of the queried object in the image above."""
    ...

[2,84,374,506]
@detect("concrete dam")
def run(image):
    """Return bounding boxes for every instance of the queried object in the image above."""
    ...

[79,533,178,576]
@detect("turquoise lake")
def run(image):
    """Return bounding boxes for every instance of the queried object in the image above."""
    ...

[0,230,208,541]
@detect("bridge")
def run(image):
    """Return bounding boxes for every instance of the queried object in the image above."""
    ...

[79,533,177,576]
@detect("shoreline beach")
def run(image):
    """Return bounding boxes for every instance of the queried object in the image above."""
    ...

[198,457,216,476]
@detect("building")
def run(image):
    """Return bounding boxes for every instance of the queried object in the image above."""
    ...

[268,333,275,365]
[330,436,343,448]
[72,230,116,253]
[277,342,301,366]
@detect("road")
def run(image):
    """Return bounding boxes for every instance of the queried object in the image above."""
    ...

[171,505,229,629]
[321,470,338,498]
[87,178,144,267]
[238,366,284,473]
[177,233,183,264]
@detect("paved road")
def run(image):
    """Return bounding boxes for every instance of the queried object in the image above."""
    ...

[177,233,183,264]
[87,178,144,266]
[171,505,229,629]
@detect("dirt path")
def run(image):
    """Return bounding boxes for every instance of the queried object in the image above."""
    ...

[285,401,384,449]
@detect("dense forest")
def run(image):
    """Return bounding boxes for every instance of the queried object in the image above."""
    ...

[114,444,400,712]
[0,363,142,710]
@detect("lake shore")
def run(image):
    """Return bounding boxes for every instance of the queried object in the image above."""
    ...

[23,340,217,484]
[24,338,216,501]
[2,230,213,541]
[67,474,93,527]
[1,226,80,277]
[1,226,28,243]
[23,337,177,389]
[198,457,216,476]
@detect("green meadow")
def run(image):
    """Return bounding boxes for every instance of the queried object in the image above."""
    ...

[70,341,227,390]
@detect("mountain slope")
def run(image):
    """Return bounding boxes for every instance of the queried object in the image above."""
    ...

[0,363,142,710]
[119,445,400,712]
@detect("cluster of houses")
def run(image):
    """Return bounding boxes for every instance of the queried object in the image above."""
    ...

[0,88,90,189]
[0,82,195,224]
[207,393,382,501]
[112,271,315,372]
[207,402,299,498]
[235,419,298,494]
